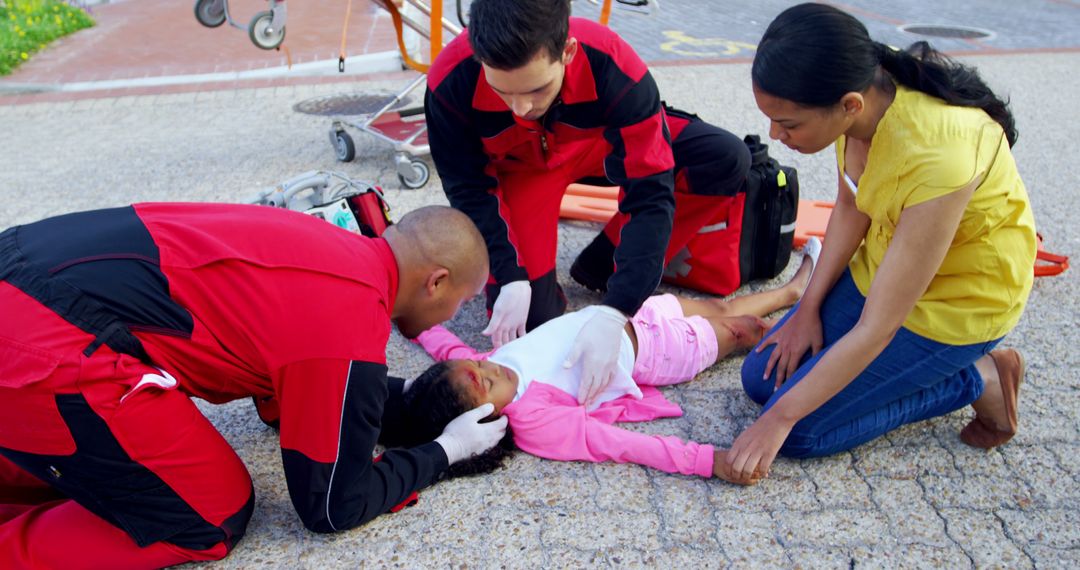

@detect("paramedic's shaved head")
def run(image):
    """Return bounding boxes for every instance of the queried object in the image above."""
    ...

[385,206,489,337]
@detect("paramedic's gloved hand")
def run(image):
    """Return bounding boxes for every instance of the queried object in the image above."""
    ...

[434,403,508,464]
[483,280,531,349]
[565,305,629,407]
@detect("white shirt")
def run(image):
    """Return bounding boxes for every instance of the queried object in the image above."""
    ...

[488,306,640,410]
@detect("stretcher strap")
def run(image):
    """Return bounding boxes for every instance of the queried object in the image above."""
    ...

[382,0,431,73]
[339,0,352,72]
[429,0,442,64]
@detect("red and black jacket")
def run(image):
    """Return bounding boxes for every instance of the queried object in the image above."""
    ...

[0,203,445,532]
[425,18,676,316]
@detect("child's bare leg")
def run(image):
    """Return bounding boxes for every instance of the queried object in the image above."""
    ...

[704,315,770,359]
[675,253,814,320]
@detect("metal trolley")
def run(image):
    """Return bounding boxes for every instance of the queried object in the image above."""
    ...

[328,0,462,189]
[328,0,655,189]
[193,0,288,51]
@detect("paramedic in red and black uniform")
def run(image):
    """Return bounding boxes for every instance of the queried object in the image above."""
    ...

[0,204,506,568]
[425,0,751,406]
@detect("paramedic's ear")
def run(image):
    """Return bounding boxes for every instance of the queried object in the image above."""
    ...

[561,37,578,66]
[425,267,451,296]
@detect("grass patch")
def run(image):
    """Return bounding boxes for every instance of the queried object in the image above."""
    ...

[0,0,94,76]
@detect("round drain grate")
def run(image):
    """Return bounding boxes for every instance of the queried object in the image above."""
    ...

[898,24,994,40]
[293,93,416,116]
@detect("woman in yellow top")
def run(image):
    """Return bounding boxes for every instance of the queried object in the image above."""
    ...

[723,3,1037,484]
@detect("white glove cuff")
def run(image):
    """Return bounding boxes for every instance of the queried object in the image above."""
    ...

[595,304,629,326]
[434,434,465,465]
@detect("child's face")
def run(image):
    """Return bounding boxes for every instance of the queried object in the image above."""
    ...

[447,359,520,414]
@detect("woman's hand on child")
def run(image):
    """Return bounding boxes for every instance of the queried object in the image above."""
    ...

[725,410,795,483]
[434,403,509,464]
[757,305,823,387]
[712,450,763,485]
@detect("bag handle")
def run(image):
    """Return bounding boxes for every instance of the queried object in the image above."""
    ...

[743,134,771,166]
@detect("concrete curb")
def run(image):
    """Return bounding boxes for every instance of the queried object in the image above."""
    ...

[0,50,404,95]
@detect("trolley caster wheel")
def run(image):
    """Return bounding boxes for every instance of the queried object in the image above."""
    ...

[332,131,356,162]
[249,11,285,50]
[194,0,226,28]
[397,159,430,189]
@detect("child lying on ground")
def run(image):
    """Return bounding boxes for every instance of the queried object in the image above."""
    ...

[403,240,820,484]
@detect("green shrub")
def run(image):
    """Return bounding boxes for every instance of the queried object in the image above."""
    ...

[0,0,94,76]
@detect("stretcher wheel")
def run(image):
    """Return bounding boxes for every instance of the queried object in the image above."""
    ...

[333,131,356,162]
[248,11,285,50]
[398,159,430,189]
[194,0,226,28]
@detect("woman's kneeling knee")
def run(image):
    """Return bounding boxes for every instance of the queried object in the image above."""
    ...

[741,350,776,406]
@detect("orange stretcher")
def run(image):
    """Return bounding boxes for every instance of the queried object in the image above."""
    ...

[558,187,1070,277]
[560,184,620,223]
[558,184,835,247]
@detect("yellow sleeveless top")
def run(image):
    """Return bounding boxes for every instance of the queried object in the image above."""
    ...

[838,85,1036,345]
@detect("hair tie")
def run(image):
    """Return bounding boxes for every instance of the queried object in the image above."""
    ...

[873,42,890,63]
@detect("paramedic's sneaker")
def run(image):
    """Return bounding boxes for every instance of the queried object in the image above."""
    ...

[571,234,616,293]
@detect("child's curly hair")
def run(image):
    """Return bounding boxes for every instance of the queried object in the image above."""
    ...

[396,362,515,480]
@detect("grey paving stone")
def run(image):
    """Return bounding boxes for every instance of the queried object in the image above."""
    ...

[999,445,1075,507]
[938,508,1033,569]
[867,478,952,548]
[593,461,656,513]
[1025,545,1080,569]
[801,453,875,510]
[636,545,729,568]
[781,547,851,569]
[540,509,664,551]
[996,508,1080,551]
[856,444,962,480]
[921,472,1034,511]
[851,543,973,569]
[713,509,790,567]
[654,476,719,546]
[498,464,600,511]
[1047,443,1080,481]
[776,509,891,549]
[541,547,609,568]
[710,474,820,513]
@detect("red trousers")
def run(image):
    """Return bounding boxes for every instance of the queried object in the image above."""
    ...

[0,283,253,569]
[488,109,750,328]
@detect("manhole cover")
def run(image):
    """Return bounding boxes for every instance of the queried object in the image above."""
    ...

[293,93,416,116]
[898,24,994,40]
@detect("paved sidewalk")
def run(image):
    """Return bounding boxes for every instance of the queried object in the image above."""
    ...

[0,0,406,98]
[1,1,1078,568]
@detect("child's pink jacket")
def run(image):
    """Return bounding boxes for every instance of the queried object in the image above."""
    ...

[415,326,714,477]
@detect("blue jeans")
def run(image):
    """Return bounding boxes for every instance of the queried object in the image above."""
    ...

[741,270,1001,458]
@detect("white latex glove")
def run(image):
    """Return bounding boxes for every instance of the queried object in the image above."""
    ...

[482,280,531,349]
[564,305,629,408]
[434,403,509,464]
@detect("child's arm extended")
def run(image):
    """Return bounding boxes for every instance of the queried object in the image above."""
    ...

[413,325,492,361]
[508,393,714,477]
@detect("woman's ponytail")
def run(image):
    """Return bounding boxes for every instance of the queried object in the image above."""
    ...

[877,41,1017,147]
